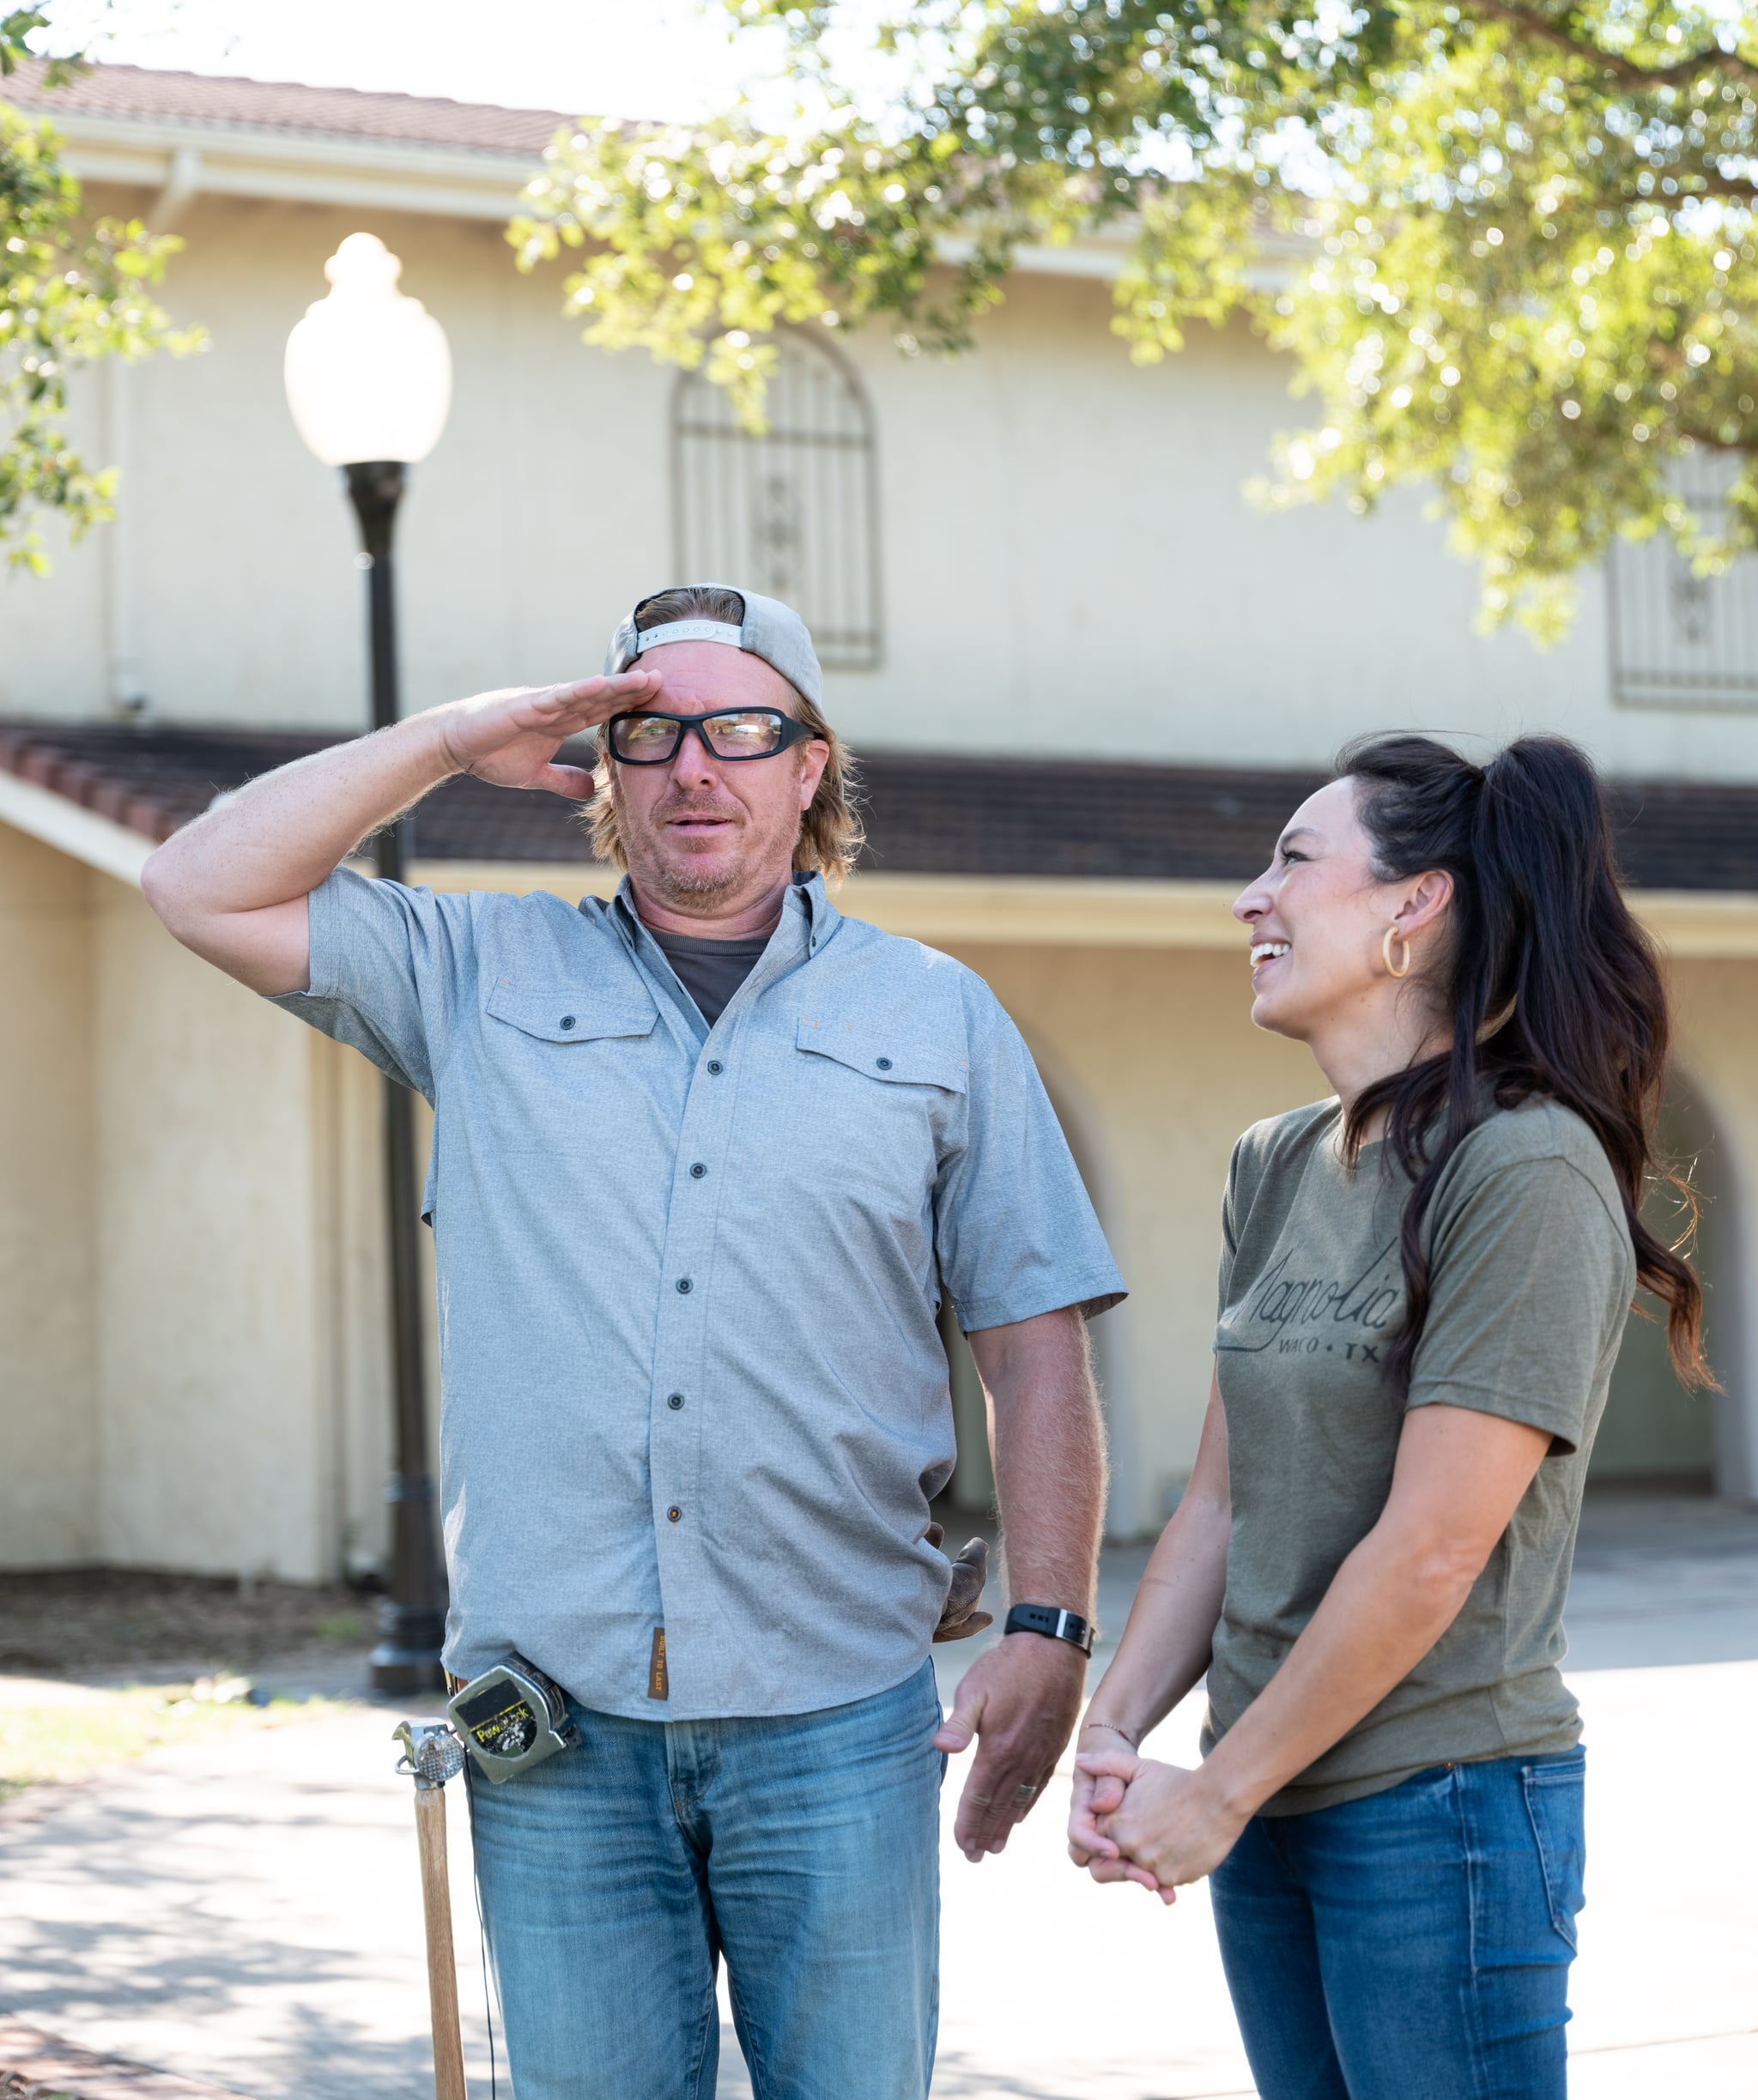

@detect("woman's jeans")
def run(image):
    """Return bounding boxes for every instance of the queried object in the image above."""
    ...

[465,1659,944,2100]
[1209,1751,1586,2100]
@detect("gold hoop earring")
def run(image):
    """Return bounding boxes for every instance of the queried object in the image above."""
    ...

[1383,925,1411,980]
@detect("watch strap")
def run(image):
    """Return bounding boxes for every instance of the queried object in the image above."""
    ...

[1003,1602,1095,1655]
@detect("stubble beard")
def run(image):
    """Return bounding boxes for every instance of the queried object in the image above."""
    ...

[620,769,803,913]
[647,847,743,905]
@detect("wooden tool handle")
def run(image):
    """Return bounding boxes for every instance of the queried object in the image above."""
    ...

[414,1783,469,2100]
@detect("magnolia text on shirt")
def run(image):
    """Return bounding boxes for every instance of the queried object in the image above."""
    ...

[1221,1241,1404,1357]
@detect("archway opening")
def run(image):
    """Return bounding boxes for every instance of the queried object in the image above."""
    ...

[1592,1067,1748,1496]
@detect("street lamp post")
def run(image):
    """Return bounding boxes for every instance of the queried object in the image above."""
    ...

[285,233,454,1693]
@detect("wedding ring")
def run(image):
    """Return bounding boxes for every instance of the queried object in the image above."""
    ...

[1014,1781,1039,1800]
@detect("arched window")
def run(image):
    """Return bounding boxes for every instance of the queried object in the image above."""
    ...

[671,330,882,670]
[1607,451,1758,711]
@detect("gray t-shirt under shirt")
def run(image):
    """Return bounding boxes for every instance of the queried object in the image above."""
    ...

[649,926,772,1029]
[1205,1094,1636,1815]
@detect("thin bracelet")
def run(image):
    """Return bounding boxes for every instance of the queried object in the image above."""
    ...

[1081,1718,1139,1748]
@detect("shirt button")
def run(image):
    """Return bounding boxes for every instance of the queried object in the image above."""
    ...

[876,1056,893,1070]
[667,1393,685,1410]
[689,1161,706,1179]
[559,1015,576,1031]
[706,1059,724,1075]
[667,1504,683,1524]
[676,1277,693,1294]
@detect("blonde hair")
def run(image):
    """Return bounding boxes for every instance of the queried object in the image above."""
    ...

[587,584,865,883]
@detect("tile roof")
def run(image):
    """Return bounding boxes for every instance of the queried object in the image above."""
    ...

[3,57,570,156]
[2,719,1755,893]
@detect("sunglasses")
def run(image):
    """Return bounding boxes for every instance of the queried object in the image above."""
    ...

[603,708,819,766]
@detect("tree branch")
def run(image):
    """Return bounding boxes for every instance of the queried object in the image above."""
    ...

[1698,167,1758,201]
[1463,0,1758,93]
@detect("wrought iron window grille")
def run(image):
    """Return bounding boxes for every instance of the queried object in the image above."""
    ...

[1607,452,1758,712]
[671,329,882,672]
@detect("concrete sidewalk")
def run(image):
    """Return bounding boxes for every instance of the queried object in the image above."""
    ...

[3,1492,1756,2098]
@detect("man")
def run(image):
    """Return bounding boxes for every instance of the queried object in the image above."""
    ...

[142,584,1123,2100]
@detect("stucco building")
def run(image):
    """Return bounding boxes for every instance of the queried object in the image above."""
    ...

[3,61,1755,1583]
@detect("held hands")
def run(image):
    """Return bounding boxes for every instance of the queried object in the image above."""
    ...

[1067,1742,1248,1904]
[1067,1727,1157,1891]
[433,671,662,798]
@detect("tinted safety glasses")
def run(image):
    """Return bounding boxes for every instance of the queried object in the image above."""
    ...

[604,708,818,766]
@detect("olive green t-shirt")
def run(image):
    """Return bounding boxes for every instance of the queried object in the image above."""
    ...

[1203,1094,1636,1816]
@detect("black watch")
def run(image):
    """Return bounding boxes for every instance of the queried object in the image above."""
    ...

[1003,1603,1096,1655]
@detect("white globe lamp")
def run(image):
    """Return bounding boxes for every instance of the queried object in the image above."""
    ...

[283,232,451,467]
[284,232,451,1696]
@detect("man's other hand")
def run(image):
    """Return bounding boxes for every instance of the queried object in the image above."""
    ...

[927,1525,992,1643]
[933,1629,1086,1861]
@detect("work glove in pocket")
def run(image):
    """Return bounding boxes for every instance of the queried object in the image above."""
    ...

[927,1523,992,1642]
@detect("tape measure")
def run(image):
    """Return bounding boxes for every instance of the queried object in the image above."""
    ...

[446,1655,579,1783]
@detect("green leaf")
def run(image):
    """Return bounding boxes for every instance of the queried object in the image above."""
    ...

[1,98,203,571]
[509,0,1758,632]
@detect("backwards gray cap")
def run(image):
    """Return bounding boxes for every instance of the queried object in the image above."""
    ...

[604,585,822,709]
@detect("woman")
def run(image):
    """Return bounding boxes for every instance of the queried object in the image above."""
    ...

[1069,735,1711,2099]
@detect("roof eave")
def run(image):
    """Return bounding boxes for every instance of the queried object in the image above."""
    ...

[0,764,153,887]
[50,108,551,221]
[6,777,1758,957]
[45,107,1148,273]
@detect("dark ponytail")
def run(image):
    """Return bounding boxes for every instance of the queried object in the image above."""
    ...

[1340,733,1713,1398]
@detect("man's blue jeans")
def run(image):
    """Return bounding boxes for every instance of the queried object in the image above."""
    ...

[1209,1751,1586,2100]
[465,1660,944,2100]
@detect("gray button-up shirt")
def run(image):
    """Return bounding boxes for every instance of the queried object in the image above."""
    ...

[272,868,1124,1720]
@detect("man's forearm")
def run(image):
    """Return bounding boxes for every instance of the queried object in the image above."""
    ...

[941,1306,1105,1861]
[142,678,637,996]
[971,1307,1106,1618]
[144,710,458,929]
[140,709,464,997]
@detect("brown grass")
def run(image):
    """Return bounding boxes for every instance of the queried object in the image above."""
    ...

[0,1568,371,1676]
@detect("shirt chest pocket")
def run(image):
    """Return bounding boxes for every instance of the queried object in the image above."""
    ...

[481,983,660,1117]
[792,1018,968,1195]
